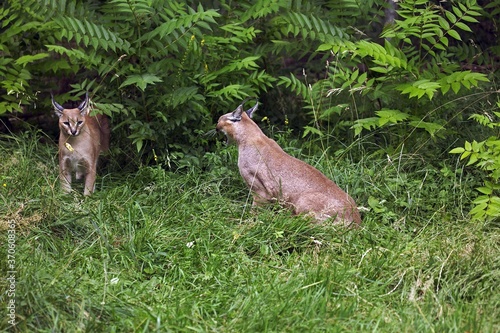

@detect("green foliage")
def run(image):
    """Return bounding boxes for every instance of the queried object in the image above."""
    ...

[376,0,489,98]
[0,0,368,165]
[1,0,497,167]
[1,1,499,329]
[1,130,499,332]
[279,0,492,148]
[53,15,131,53]
[1,0,280,166]
[273,11,348,42]
[450,104,500,220]
[0,4,38,114]
[278,73,309,99]
[0,0,499,235]
[382,0,482,52]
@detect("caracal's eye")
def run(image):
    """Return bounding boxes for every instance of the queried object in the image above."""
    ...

[77,121,83,126]
[63,121,70,126]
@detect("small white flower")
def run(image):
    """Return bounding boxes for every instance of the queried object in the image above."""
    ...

[110,277,119,285]
[311,237,322,246]
[186,241,195,248]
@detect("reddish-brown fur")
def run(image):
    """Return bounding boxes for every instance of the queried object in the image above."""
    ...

[216,101,361,226]
[52,93,110,195]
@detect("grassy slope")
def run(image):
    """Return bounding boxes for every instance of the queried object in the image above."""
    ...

[0,131,498,332]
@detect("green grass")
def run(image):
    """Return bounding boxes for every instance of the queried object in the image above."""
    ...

[0,131,498,332]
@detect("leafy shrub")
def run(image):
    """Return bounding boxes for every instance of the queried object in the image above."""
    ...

[0,0,497,171]
[450,102,500,220]
[277,0,492,151]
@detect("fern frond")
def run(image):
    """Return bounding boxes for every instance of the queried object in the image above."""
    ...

[438,71,489,95]
[240,0,288,22]
[351,117,380,136]
[93,102,125,117]
[54,16,131,52]
[101,0,155,20]
[140,5,220,43]
[274,11,349,42]
[206,84,251,102]
[201,56,261,84]
[163,86,204,109]
[46,44,89,62]
[396,79,441,100]
[324,0,385,26]
[278,74,309,99]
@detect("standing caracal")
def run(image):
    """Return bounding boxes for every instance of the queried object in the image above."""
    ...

[52,92,110,195]
[216,99,361,226]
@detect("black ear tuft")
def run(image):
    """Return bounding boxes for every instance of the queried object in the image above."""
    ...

[51,93,65,116]
[231,104,244,121]
[233,97,259,119]
[245,100,259,118]
[77,92,89,113]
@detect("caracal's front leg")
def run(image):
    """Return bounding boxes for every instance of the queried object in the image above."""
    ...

[83,162,97,196]
[60,168,72,193]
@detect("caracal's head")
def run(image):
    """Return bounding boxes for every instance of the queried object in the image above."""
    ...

[52,92,90,136]
[216,98,259,142]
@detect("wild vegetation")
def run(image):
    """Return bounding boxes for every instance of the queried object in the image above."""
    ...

[0,129,499,332]
[1,0,499,331]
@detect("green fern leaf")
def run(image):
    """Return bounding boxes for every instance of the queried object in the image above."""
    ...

[351,117,379,136]
[278,74,309,99]
[409,120,444,137]
[119,74,163,91]
[55,16,130,51]
[15,53,50,67]
[302,126,324,138]
[376,109,409,126]
[397,80,441,100]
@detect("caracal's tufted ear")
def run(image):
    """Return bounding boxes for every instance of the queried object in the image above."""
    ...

[245,99,258,118]
[51,93,65,117]
[77,92,90,116]
[231,98,258,121]
[231,104,245,121]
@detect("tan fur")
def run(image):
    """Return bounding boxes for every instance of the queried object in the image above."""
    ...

[52,93,110,195]
[216,101,361,226]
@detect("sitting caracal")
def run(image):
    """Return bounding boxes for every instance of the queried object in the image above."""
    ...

[216,99,361,226]
[52,92,110,195]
